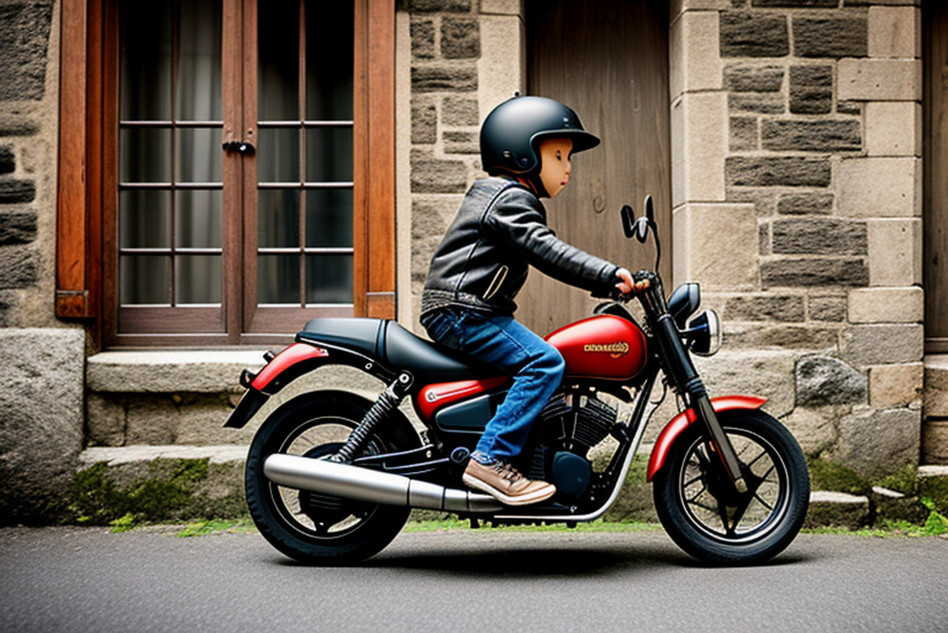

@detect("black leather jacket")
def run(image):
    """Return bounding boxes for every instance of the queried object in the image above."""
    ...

[421,177,619,317]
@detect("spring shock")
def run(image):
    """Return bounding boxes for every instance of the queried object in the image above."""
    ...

[331,372,413,463]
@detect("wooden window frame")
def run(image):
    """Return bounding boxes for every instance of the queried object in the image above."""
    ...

[56,0,396,348]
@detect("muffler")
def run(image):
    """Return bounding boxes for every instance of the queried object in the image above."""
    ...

[263,453,503,513]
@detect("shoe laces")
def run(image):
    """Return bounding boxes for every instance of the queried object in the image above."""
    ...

[491,460,524,482]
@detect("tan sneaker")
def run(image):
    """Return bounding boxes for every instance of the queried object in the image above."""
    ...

[462,458,556,506]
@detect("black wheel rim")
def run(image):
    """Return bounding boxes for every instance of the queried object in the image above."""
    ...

[265,416,382,541]
[676,427,791,544]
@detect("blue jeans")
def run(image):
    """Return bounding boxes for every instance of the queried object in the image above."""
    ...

[422,308,565,463]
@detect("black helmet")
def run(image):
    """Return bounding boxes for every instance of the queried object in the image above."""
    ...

[479,95,600,177]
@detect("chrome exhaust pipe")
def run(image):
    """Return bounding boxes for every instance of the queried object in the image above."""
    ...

[263,453,503,514]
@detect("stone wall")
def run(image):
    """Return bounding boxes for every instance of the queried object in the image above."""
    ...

[672,0,923,481]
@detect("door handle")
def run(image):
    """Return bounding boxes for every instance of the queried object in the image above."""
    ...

[222,140,256,156]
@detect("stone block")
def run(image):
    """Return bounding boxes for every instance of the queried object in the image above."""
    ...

[410,19,435,59]
[762,120,861,152]
[761,257,867,288]
[753,0,837,6]
[0,116,38,137]
[0,210,37,245]
[728,93,785,115]
[868,6,920,59]
[796,355,867,407]
[723,64,784,92]
[772,218,866,256]
[477,15,524,122]
[409,0,471,12]
[0,179,35,204]
[411,99,437,144]
[867,218,921,286]
[0,2,54,101]
[0,245,36,288]
[672,203,758,291]
[480,0,522,15]
[0,146,12,173]
[789,65,833,115]
[725,323,838,350]
[782,407,838,454]
[411,63,478,93]
[777,193,834,216]
[726,157,831,187]
[729,117,758,151]
[837,157,920,218]
[442,96,479,126]
[922,421,948,465]
[86,394,126,447]
[869,362,923,407]
[804,491,870,530]
[125,397,177,446]
[724,294,805,322]
[841,324,923,367]
[442,130,478,154]
[441,17,480,59]
[86,350,266,394]
[847,286,923,323]
[838,59,921,101]
[411,157,469,193]
[923,356,948,418]
[865,102,921,157]
[720,12,789,58]
[671,93,727,205]
[809,295,847,322]
[833,407,920,478]
[0,328,85,523]
[792,16,868,58]
[670,11,722,97]
[693,349,797,418]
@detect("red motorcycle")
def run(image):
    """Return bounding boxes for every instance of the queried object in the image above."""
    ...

[225,197,809,565]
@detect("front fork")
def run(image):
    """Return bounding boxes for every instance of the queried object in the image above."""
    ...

[637,273,748,494]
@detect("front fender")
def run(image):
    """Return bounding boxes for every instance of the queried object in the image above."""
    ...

[646,395,767,482]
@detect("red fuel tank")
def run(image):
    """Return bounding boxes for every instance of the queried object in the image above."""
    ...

[545,314,648,381]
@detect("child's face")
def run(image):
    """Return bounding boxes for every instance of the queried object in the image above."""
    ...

[538,138,573,199]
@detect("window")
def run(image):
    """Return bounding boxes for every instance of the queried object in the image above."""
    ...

[57,0,395,346]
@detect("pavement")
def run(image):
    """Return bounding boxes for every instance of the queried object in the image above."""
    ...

[1,525,947,633]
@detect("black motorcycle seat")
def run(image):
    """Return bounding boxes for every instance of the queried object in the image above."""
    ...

[297,318,497,381]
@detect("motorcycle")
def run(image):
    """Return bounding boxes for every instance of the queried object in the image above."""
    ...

[224,196,810,565]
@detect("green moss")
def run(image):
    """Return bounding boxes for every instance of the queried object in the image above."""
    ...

[807,458,870,495]
[877,465,919,496]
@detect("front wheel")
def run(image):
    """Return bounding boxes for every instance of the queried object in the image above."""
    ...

[652,409,809,565]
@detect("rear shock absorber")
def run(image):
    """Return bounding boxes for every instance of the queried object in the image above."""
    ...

[331,372,413,463]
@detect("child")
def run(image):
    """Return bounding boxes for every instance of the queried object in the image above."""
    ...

[420,95,636,506]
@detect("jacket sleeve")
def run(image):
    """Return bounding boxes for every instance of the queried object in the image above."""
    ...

[483,187,619,297]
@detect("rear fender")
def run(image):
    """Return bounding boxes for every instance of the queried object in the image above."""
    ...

[223,342,395,429]
[645,395,767,482]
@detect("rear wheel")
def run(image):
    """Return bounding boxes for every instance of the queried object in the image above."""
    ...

[652,409,809,565]
[245,391,420,564]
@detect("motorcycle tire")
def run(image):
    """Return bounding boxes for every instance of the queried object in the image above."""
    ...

[652,409,809,565]
[245,390,421,565]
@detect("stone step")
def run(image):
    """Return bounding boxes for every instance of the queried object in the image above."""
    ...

[73,446,940,528]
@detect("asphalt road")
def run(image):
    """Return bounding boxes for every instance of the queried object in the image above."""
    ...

[1,525,946,633]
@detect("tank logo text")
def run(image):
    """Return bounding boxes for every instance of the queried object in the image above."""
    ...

[583,341,629,358]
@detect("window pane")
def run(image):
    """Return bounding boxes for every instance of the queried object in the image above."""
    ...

[305,127,353,182]
[258,189,300,248]
[176,256,221,305]
[121,255,170,305]
[306,2,353,121]
[175,128,222,183]
[120,190,171,248]
[258,255,300,305]
[120,128,171,183]
[175,190,222,249]
[177,0,223,122]
[258,0,299,122]
[306,189,352,248]
[306,255,353,304]
[258,128,300,183]
[120,3,173,121]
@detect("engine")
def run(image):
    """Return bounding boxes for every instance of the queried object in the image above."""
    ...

[524,389,619,498]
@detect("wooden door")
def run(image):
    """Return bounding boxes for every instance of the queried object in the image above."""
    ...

[520,0,671,335]
[925,0,948,351]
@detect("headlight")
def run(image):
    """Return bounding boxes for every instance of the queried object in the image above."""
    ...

[685,309,721,356]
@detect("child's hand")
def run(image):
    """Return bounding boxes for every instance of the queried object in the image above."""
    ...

[615,268,649,295]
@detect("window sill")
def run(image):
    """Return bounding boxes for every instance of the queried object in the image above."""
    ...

[86,350,268,394]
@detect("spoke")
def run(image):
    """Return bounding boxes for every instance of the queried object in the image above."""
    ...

[686,484,709,504]
[753,492,775,512]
